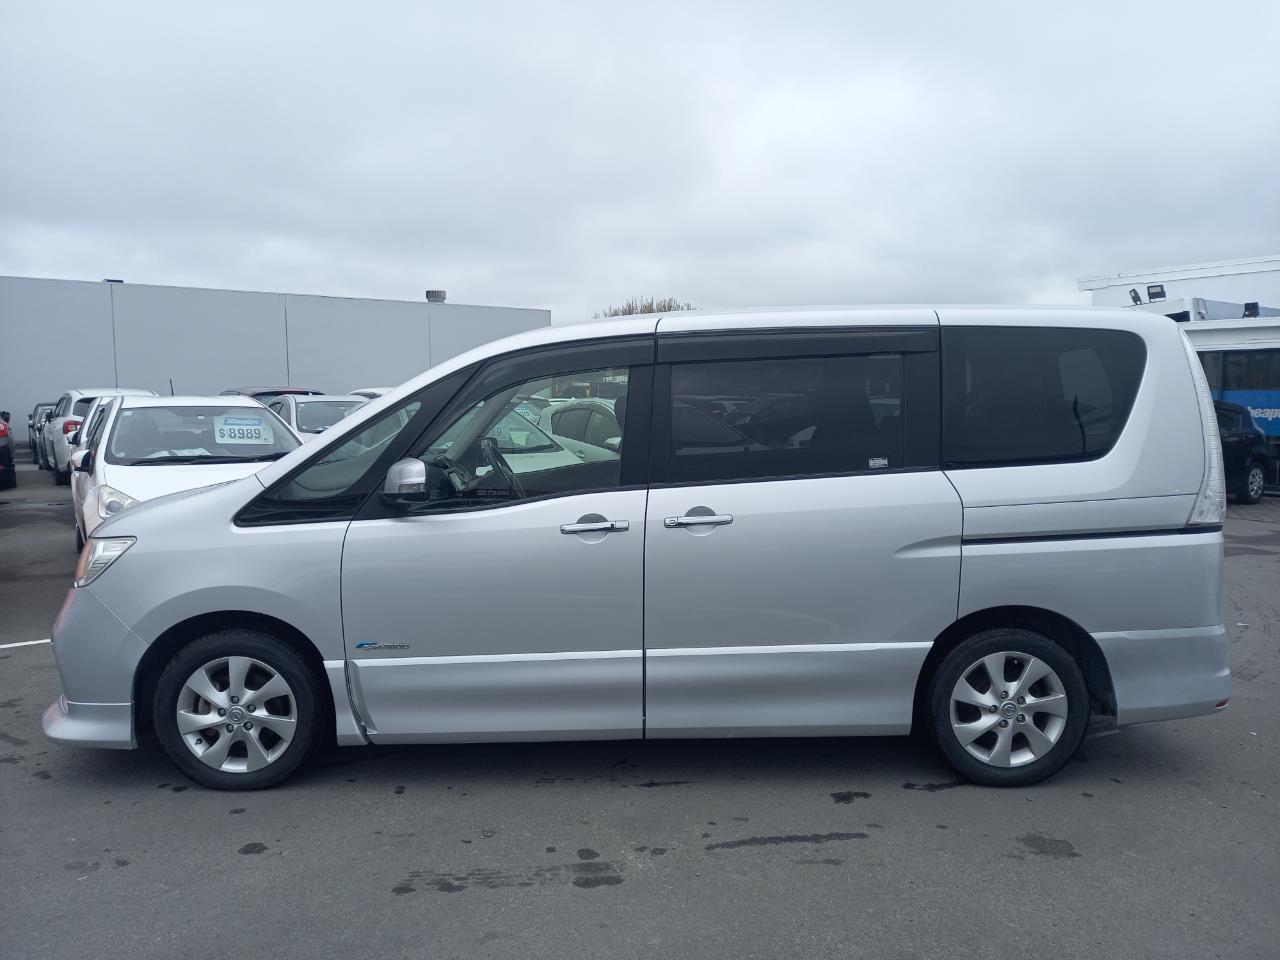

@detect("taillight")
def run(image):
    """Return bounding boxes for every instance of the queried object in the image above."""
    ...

[63,419,82,435]
[1181,333,1225,526]
[0,421,8,438]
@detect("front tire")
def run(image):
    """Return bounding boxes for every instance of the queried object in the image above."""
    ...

[1238,463,1266,505]
[930,628,1089,787]
[153,630,319,790]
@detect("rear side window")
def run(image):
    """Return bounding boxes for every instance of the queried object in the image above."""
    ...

[667,354,905,484]
[942,327,1145,468]
[73,397,96,417]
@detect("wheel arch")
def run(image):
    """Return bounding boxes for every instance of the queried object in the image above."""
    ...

[912,605,1116,733]
[133,611,331,732]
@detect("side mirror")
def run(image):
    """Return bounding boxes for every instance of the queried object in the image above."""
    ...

[603,436,622,453]
[71,449,92,473]
[382,457,428,505]
[69,430,81,446]
[42,411,54,423]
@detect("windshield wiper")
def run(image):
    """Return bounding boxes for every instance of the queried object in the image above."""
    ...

[122,452,291,466]
[201,452,292,463]
[122,455,208,465]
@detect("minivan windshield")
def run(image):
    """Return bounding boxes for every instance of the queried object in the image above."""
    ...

[105,405,301,465]
[295,399,366,433]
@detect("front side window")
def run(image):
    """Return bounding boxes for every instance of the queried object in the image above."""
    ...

[105,405,301,465]
[667,354,905,484]
[405,366,630,510]
[942,327,1146,468]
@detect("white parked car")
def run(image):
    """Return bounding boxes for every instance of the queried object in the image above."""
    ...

[45,387,158,484]
[69,395,301,550]
[267,394,368,436]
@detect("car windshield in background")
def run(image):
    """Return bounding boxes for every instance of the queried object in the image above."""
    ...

[295,399,365,433]
[105,406,300,465]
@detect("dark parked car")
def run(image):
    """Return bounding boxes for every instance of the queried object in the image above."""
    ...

[28,401,55,467]
[0,409,15,490]
[1216,400,1269,504]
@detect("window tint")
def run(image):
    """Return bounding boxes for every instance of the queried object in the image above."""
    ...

[942,326,1145,468]
[585,409,619,448]
[552,408,590,441]
[667,354,904,484]
[408,367,630,510]
[72,397,96,417]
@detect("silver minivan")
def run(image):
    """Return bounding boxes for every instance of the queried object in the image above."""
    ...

[43,306,1231,790]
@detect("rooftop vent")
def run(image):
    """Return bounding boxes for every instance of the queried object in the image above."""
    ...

[425,289,446,303]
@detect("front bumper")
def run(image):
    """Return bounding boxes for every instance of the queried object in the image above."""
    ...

[42,586,149,750]
[42,695,135,749]
[1095,625,1231,726]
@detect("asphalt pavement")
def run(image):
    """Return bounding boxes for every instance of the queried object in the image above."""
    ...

[2,459,1277,959]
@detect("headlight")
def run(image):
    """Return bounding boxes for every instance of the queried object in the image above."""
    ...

[97,485,138,519]
[75,537,135,588]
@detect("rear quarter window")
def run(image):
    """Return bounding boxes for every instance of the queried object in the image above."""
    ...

[942,326,1146,468]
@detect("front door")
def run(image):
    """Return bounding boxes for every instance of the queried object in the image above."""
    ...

[643,329,962,737]
[341,343,654,742]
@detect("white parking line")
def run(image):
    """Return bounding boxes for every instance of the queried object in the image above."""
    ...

[0,639,51,650]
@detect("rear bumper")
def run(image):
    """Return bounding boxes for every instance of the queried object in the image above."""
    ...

[1094,625,1231,726]
[42,695,135,749]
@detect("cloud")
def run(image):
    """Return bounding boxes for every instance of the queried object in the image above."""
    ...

[2,1,1278,322]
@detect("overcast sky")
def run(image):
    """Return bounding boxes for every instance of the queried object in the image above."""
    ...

[2,2,1278,321]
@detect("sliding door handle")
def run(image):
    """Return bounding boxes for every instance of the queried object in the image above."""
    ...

[560,520,629,534]
[664,514,733,528]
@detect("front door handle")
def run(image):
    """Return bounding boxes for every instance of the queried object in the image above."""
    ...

[560,520,629,534]
[664,514,733,528]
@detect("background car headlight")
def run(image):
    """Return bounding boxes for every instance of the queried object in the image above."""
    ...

[97,485,138,519]
[74,537,135,588]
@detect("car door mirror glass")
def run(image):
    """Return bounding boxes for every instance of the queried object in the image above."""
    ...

[382,457,430,505]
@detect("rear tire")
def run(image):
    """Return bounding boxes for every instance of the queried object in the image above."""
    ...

[1238,463,1266,505]
[930,628,1088,787]
[153,630,320,790]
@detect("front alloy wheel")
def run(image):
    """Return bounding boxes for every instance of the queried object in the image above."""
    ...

[154,630,318,789]
[176,656,298,774]
[931,628,1089,787]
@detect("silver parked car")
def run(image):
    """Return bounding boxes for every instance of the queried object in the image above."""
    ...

[266,393,367,436]
[44,306,1230,790]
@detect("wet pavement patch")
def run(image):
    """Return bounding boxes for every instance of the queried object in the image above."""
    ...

[705,832,868,851]
[397,859,624,893]
[901,780,964,792]
[238,842,268,855]
[831,790,871,804]
[1017,833,1081,859]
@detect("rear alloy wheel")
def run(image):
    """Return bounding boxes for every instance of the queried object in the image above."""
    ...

[154,631,318,790]
[931,629,1088,787]
[1239,464,1266,505]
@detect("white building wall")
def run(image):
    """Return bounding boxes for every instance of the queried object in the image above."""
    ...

[0,275,550,433]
